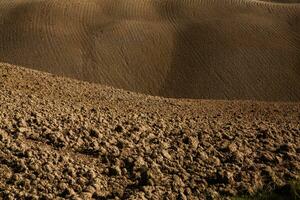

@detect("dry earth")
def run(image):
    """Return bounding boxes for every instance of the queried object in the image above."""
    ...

[0,63,299,199]
[0,0,300,100]
[0,0,300,199]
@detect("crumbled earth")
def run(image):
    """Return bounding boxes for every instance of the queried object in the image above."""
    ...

[0,63,299,199]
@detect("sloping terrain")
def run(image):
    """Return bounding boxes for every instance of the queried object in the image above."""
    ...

[0,0,300,100]
[0,63,299,199]
[0,0,300,199]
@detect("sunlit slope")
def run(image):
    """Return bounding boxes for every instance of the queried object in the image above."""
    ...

[0,0,299,100]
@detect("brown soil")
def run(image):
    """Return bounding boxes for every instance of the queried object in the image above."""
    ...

[1,0,300,199]
[0,0,300,100]
[0,63,299,199]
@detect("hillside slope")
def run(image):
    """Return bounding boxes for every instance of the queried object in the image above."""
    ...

[0,0,299,100]
[0,63,299,199]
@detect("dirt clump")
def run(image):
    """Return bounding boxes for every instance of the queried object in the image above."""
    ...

[0,64,299,199]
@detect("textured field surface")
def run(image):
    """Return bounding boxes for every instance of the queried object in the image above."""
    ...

[0,63,299,199]
[1,0,300,199]
[0,0,300,100]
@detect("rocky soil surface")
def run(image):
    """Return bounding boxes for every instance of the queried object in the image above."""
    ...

[0,63,299,199]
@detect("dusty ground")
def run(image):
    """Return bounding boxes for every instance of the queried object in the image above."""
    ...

[0,0,300,199]
[0,63,299,199]
[0,0,300,100]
